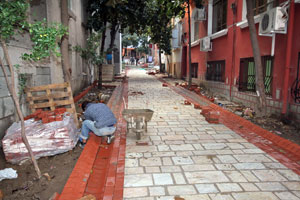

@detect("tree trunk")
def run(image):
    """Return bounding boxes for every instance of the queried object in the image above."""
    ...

[166,55,171,77]
[159,47,162,72]
[0,41,41,178]
[98,20,107,89]
[246,0,267,116]
[187,1,192,88]
[109,22,119,53]
[61,0,71,83]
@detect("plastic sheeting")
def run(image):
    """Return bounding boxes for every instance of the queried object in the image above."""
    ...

[2,113,79,164]
[0,168,18,181]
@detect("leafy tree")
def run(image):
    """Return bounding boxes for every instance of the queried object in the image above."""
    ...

[145,0,185,71]
[122,33,149,59]
[0,0,67,178]
[74,32,104,78]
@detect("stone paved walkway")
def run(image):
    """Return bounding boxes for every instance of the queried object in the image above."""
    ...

[123,68,300,200]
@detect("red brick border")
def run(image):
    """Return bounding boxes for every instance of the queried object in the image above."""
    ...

[58,78,128,200]
[159,78,300,175]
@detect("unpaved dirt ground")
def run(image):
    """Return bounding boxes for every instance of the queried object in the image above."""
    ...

[0,86,115,200]
[0,145,82,200]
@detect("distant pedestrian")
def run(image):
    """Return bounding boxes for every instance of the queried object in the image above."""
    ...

[79,101,117,147]
[130,57,134,65]
[136,57,139,66]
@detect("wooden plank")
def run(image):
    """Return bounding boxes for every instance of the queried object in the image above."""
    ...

[25,82,69,92]
[27,91,36,113]
[25,82,79,127]
[47,89,55,111]
[66,84,79,127]
[30,99,74,109]
[26,92,71,101]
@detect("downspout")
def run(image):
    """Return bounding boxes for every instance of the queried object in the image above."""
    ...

[281,0,295,115]
[230,1,237,100]
[187,0,193,88]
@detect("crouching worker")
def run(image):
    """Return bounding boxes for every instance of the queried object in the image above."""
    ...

[79,101,117,147]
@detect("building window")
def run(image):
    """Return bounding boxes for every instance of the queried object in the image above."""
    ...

[212,0,227,33]
[252,0,278,15]
[238,56,273,95]
[191,63,198,78]
[206,61,225,82]
[194,21,199,41]
[68,0,73,10]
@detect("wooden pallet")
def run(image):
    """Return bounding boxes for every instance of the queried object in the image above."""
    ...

[25,82,79,127]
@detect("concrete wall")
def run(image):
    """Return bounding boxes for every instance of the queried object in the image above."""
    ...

[104,28,122,76]
[0,0,89,138]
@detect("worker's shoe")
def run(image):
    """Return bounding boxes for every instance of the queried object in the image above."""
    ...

[107,135,115,144]
[79,137,86,148]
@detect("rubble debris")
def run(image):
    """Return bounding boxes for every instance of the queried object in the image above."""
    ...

[136,141,148,146]
[162,83,168,87]
[174,196,185,200]
[129,91,144,96]
[0,168,18,181]
[200,106,212,116]
[2,113,78,164]
[243,108,254,118]
[184,100,191,105]
[194,104,201,109]
[43,173,51,181]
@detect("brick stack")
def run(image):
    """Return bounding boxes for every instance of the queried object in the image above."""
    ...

[205,111,220,124]
[2,111,78,164]
[24,108,67,124]
[200,106,220,124]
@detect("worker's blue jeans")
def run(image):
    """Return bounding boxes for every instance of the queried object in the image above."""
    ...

[79,120,116,140]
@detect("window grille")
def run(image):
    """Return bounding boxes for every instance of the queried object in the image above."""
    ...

[206,61,225,82]
[191,63,198,78]
[238,56,273,95]
[194,21,199,41]
[213,0,227,33]
[252,0,279,15]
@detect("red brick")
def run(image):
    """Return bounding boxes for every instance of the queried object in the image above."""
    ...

[184,100,191,105]
[200,106,212,116]
[162,83,168,87]
[194,104,202,109]
[194,88,201,94]
[42,118,48,124]
[56,115,63,121]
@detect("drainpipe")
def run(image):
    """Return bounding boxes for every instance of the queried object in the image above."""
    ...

[230,1,237,100]
[281,0,295,115]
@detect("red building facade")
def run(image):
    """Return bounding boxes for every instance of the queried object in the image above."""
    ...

[181,0,300,119]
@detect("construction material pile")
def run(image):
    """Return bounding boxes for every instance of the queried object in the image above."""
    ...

[2,111,78,164]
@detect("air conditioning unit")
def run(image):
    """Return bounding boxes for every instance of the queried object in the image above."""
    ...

[200,36,212,51]
[194,8,206,21]
[259,7,287,35]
